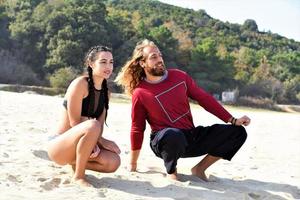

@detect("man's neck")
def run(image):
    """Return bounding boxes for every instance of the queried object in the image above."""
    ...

[145,75,163,82]
[145,70,168,84]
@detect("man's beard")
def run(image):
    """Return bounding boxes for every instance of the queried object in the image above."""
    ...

[146,62,166,76]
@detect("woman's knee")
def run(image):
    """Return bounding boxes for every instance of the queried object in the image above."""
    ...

[84,119,102,138]
[111,154,121,172]
[105,154,121,172]
[47,142,69,165]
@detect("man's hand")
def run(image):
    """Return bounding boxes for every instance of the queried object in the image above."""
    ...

[129,150,140,172]
[236,115,251,126]
[129,163,137,172]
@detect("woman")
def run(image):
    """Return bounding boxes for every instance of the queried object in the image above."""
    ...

[47,46,121,187]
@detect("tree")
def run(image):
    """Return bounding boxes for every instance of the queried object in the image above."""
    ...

[148,25,178,66]
[232,47,258,84]
[8,0,110,77]
[0,3,11,49]
[242,19,258,32]
[45,0,110,72]
[188,38,235,93]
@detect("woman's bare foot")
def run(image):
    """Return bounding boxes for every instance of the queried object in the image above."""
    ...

[71,165,76,173]
[191,167,208,182]
[72,177,93,187]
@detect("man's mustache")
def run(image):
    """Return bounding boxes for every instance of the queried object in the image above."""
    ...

[144,62,165,69]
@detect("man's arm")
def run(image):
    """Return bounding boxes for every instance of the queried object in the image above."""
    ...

[228,116,251,126]
[184,72,232,122]
[129,90,147,171]
[129,150,140,171]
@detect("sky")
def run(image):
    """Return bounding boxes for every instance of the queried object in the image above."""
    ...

[158,0,300,42]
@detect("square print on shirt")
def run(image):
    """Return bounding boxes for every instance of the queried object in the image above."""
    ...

[155,81,190,123]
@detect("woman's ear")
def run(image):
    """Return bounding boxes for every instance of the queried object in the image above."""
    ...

[88,60,94,69]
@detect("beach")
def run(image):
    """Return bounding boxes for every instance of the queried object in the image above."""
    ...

[0,90,299,200]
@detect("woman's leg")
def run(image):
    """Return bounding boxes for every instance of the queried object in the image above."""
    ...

[87,149,121,172]
[47,119,101,185]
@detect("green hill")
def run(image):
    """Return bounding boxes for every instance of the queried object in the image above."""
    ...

[0,0,299,103]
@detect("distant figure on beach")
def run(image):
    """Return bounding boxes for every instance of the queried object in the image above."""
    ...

[115,39,251,181]
[47,46,121,187]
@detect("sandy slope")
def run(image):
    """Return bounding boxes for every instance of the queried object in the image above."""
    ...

[0,91,299,200]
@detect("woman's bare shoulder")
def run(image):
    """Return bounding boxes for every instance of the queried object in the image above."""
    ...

[65,76,88,97]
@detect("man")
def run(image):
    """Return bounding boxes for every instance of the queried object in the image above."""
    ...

[115,39,250,181]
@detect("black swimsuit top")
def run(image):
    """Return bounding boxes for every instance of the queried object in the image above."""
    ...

[63,88,105,119]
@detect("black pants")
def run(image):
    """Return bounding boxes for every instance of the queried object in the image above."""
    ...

[150,124,247,174]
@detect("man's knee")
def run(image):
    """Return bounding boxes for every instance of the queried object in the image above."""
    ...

[163,129,186,145]
[161,128,187,153]
[234,126,247,145]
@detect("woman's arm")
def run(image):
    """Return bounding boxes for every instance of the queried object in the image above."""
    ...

[96,111,121,154]
[96,108,106,139]
[65,77,87,127]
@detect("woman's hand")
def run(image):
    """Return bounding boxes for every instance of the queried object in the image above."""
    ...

[89,145,101,158]
[99,138,121,154]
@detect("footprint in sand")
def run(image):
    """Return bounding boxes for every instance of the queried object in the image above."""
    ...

[8,138,17,142]
[114,175,124,179]
[232,176,247,181]
[2,152,9,158]
[37,177,47,182]
[59,171,68,175]
[62,179,71,184]
[28,127,45,133]
[248,192,262,199]
[40,178,61,191]
[97,191,106,198]
[32,150,51,161]
[250,166,258,170]
[7,175,22,183]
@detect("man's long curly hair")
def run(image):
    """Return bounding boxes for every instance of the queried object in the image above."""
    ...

[115,39,157,96]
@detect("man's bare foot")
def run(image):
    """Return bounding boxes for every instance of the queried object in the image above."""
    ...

[166,170,179,181]
[167,173,178,181]
[72,177,93,187]
[191,167,208,182]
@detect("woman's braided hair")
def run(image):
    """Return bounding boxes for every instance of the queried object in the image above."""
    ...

[84,46,111,122]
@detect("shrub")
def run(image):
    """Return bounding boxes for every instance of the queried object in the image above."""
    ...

[0,85,64,96]
[49,67,78,89]
[237,96,281,111]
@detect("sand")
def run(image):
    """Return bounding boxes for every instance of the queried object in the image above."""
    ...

[0,91,299,200]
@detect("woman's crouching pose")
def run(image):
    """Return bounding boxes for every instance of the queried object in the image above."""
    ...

[47,46,120,187]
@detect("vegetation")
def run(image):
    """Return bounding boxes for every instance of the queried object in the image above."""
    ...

[0,0,299,104]
[49,67,78,89]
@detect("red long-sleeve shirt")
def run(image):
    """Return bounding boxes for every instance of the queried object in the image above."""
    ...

[130,69,232,150]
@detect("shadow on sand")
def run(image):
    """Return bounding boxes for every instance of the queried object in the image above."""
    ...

[85,172,300,200]
[33,150,300,199]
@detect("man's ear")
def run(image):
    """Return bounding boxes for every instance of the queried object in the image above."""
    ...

[139,60,145,68]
